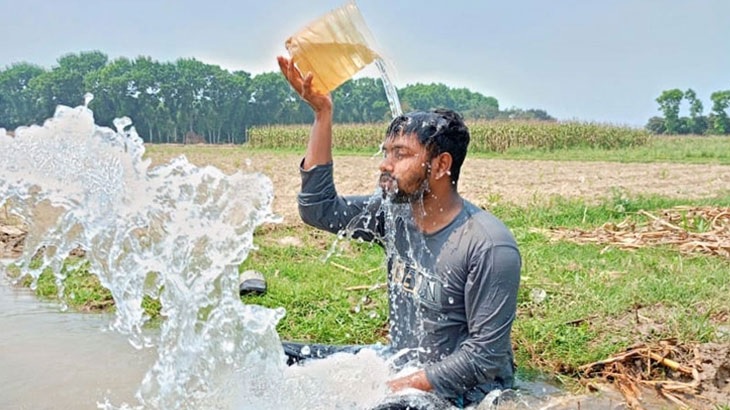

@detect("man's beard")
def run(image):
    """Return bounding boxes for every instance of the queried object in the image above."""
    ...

[379,172,429,204]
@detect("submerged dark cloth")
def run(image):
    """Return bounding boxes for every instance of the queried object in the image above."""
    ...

[297,162,521,406]
[370,392,453,410]
[281,341,368,366]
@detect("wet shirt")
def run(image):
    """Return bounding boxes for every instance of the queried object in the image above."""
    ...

[297,162,521,404]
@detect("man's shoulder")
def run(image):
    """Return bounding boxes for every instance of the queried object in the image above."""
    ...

[460,200,517,247]
[461,200,504,229]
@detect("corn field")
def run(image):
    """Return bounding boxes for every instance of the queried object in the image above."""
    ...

[247,121,651,153]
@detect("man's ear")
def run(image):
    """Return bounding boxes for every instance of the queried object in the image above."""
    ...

[432,152,453,180]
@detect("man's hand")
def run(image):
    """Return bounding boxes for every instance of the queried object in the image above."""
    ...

[277,56,334,169]
[277,56,332,114]
[387,369,433,393]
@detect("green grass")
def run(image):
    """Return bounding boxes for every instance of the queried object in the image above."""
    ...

[496,193,730,375]
[9,257,114,311]
[474,135,730,164]
[239,225,387,344]
[8,256,161,316]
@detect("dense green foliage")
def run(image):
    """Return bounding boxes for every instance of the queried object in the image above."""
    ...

[0,51,554,143]
[648,88,730,135]
[247,120,651,152]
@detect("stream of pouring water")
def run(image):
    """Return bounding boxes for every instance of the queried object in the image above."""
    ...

[375,58,403,118]
[0,100,394,409]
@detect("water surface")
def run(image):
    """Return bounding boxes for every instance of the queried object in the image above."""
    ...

[0,275,154,409]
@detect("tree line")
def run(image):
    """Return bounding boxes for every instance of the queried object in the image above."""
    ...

[0,51,554,144]
[647,88,730,135]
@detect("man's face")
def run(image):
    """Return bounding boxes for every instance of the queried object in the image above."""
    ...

[378,133,432,203]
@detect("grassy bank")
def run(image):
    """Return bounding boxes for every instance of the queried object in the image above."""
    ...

[10,193,730,386]
[477,135,730,164]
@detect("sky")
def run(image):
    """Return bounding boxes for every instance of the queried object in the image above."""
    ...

[1,0,728,127]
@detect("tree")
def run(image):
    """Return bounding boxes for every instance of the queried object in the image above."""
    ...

[333,78,390,123]
[205,69,251,143]
[28,51,109,122]
[683,89,707,135]
[655,89,684,134]
[247,72,304,125]
[450,87,499,119]
[645,116,666,134]
[84,57,136,129]
[497,107,555,121]
[57,51,108,76]
[0,62,46,128]
[399,83,500,120]
[0,51,560,142]
[709,90,730,135]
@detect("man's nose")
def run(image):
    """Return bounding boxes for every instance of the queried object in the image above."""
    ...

[379,156,393,173]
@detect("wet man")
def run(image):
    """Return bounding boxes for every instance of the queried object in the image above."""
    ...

[277,56,521,408]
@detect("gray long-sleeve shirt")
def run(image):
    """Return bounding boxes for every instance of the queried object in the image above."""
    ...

[297,162,521,405]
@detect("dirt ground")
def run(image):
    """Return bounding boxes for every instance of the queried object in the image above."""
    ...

[215,152,730,226]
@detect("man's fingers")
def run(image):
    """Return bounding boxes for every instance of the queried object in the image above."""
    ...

[301,73,315,98]
[277,57,325,105]
[277,56,306,95]
[303,72,313,89]
[276,56,289,74]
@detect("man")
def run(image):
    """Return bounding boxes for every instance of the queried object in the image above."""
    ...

[277,56,521,408]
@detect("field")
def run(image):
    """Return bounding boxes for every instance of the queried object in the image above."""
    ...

[3,134,730,409]
[144,145,730,225]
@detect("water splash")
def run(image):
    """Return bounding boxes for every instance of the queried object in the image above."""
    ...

[0,105,399,409]
[0,104,291,408]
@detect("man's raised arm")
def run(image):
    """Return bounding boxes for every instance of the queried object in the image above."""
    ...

[276,56,333,170]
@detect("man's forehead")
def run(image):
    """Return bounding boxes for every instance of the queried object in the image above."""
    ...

[383,132,421,148]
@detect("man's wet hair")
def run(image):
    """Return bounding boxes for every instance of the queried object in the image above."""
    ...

[385,109,470,185]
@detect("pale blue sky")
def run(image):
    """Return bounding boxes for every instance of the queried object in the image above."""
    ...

[1,0,728,126]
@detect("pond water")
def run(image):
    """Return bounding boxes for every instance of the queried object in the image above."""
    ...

[0,275,154,409]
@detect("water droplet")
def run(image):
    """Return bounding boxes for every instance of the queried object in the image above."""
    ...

[530,288,547,304]
[300,345,311,355]
[448,297,454,304]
